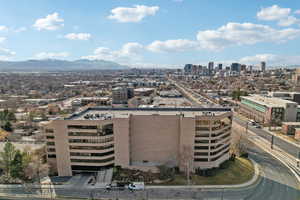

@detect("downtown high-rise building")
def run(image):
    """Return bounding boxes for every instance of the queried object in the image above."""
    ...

[208,62,214,76]
[261,61,266,72]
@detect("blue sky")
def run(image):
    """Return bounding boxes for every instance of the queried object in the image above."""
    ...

[0,0,300,67]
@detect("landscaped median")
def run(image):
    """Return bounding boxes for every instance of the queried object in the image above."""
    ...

[112,156,259,188]
[158,157,255,186]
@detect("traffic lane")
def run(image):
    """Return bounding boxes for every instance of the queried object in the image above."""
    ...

[246,146,300,200]
[234,117,299,158]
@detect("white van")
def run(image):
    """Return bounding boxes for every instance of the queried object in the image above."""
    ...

[128,182,145,190]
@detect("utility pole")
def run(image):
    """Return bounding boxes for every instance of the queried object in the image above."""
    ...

[271,135,274,149]
[298,152,300,167]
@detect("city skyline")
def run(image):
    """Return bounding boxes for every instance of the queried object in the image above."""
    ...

[0,0,300,67]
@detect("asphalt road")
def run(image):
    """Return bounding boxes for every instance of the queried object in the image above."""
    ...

[0,141,299,200]
[234,116,300,158]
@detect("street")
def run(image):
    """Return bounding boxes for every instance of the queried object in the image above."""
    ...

[0,141,298,200]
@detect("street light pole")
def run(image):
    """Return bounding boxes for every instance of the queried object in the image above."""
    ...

[271,135,274,149]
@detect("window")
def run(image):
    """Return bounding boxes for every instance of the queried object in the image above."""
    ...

[47,148,56,152]
[195,140,209,144]
[69,144,114,150]
[194,158,208,162]
[71,157,114,163]
[211,150,229,161]
[70,151,114,157]
[47,142,55,146]
[46,135,54,139]
[194,146,209,150]
[47,154,56,158]
[67,125,98,129]
[196,127,210,131]
[45,129,54,133]
[194,152,208,156]
[68,137,113,144]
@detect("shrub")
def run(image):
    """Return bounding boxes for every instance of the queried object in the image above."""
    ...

[157,165,175,180]
[219,160,231,169]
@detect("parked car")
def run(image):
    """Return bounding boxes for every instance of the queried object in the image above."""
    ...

[128,182,145,190]
[105,183,125,191]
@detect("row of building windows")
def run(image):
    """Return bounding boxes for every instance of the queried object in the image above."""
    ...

[48,154,56,158]
[68,125,98,129]
[194,152,209,156]
[194,149,229,162]
[70,157,114,163]
[46,135,55,139]
[69,144,114,150]
[195,127,230,138]
[195,127,210,131]
[194,158,208,162]
[195,136,230,144]
[211,150,229,161]
[210,144,230,156]
[70,151,114,157]
[47,142,55,146]
[194,140,209,144]
[69,137,113,144]
[71,165,114,171]
[68,131,113,137]
[194,146,209,150]
[47,148,56,152]
[45,129,54,133]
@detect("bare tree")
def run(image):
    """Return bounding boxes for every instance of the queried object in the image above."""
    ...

[179,145,193,185]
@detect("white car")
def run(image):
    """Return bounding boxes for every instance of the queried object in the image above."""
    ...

[128,182,145,190]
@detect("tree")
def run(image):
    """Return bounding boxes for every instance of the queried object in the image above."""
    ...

[157,165,175,180]
[231,89,248,101]
[0,142,16,176]
[11,150,24,179]
[2,121,13,132]
[23,147,49,181]
[179,145,193,185]
[24,154,49,181]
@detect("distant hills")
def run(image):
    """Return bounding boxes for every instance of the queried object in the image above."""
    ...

[0,59,129,72]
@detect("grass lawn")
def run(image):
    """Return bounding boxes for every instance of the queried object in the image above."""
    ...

[161,157,254,185]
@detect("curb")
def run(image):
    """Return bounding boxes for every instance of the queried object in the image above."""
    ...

[146,158,260,190]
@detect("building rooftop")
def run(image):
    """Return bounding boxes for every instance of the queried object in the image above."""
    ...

[241,95,297,108]
[67,107,232,120]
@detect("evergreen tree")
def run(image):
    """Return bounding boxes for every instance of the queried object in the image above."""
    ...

[2,121,13,132]
[11,150,24,179]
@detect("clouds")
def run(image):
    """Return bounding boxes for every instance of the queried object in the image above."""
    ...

[0,47,16,60]
[34,52,70,59]
[240,54,300,65]
[196,22,300,50]
[64,33,91,40]
[257,5,290,21]
[257,5,300,27]
[0,47,16,56]
[82,42,143,62]
[0,26,8,32]
[0,37,6,43]
[33,12,64,31]
[108,5,159,23]
[147,39,199,53]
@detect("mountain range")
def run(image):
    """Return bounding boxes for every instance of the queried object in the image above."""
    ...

[0,59,129,72]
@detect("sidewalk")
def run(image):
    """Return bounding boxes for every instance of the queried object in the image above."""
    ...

[0,159,261,191]
[262,127,300,148]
